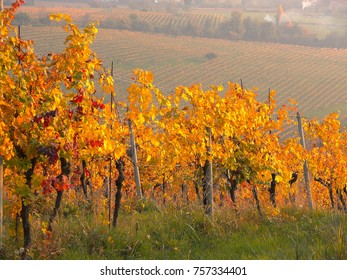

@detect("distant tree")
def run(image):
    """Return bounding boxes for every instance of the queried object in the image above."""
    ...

[115,18,132,30]
[13,12,31,26]
[129,14,153,32]
[230,11,244,35]
[322,32,341,48]
[243,17,261,41]
[100,17,117,29]
[134,19,153,32]
[205,52,217,60]
[163,19,181,36]
[202,18,216,37]
[183,21,202,37]
[129,13,139,22]
[260,21,278,42]
[279,23,304,37]
[217,11,244,40]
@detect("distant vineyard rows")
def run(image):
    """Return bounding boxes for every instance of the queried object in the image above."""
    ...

[21,26,347,136]
[20,6,225,29]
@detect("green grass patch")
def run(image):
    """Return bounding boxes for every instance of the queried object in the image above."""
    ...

[1,203,346,260]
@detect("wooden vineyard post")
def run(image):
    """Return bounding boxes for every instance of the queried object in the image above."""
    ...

[297,112,313,209]
[0,0,3,228]
[0,157,3,249]
[202,127,213,216]
[108,62,115,228]
[128,118,143,199]
[112,159,124,228]
[108,162,112,228]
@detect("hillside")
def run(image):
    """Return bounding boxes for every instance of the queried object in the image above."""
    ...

[17,4,347,46]
[21,26,347,129]
[19,6,225,30]
[3,2,347,264]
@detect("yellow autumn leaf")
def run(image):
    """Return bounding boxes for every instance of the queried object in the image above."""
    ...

[150,138,160,147]
[49,13,72,23]
[276,175,283,183]
[137,113,145,125]
[181,93,188,101]
[0,101,12,108]
[6,76,16,90]
[0,137,14,160]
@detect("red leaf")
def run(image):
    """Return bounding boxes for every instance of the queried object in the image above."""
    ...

[84,168,91,178]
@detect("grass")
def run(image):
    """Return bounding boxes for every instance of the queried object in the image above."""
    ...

[1,202,346,260]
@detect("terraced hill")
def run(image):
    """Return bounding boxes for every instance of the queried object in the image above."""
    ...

[20,6,225,30]
[21,26,347,131]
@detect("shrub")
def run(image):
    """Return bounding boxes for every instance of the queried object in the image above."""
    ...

[205,52,217,60]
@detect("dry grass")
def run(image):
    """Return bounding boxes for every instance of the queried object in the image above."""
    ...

[1,202,347,260]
